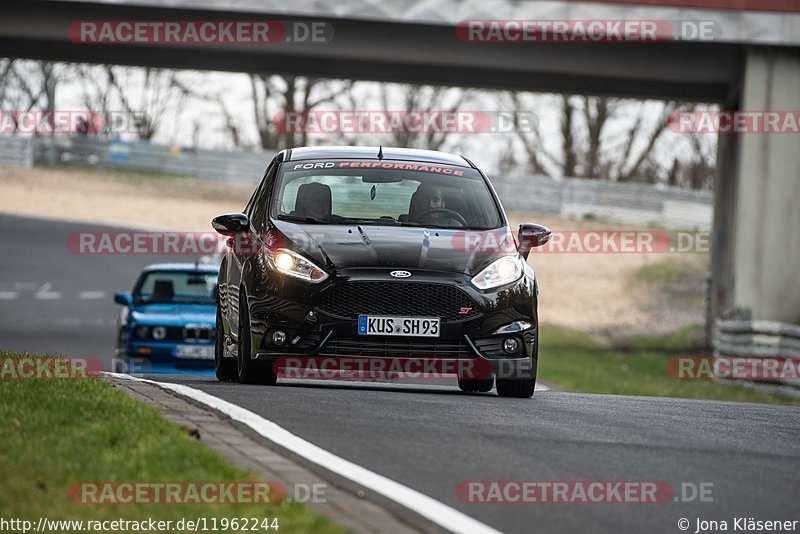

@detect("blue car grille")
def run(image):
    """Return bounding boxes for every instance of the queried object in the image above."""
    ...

[133,326,214,342]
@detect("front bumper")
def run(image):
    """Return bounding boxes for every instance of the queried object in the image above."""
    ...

[242,268,537,379]
[116,340,215,373]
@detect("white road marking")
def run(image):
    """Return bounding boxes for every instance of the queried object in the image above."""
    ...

[105,373,504,534]
[43,318,116,327]
[77,291,107,300]
[34,282,62,300]
[1,283,110,301]
[33,291,63,300]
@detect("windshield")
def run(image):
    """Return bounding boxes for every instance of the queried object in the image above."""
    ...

[271,160,504,230]
[135,271,217,305]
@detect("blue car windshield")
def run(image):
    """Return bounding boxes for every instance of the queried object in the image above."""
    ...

[136,271,217,305]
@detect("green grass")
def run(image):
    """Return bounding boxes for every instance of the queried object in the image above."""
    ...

[0,354,345,533]
[610,324,706,353]
[632,258,684,286]
[538,326,800,406]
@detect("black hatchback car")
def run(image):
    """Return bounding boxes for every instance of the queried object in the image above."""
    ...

[212,146,550,397]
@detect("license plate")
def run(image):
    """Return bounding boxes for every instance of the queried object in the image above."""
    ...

[358,315,440,337]
[175,345,215,360]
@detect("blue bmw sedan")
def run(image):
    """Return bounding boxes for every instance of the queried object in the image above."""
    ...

[113,262,219,374]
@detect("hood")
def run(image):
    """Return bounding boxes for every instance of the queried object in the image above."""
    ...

[131,303,215,326]
[272,220,516,275]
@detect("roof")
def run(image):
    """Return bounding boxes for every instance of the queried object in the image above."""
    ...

[143,263,220,273]
[285,146,473,168]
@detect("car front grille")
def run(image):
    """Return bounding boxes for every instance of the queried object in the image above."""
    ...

[316,281,482,321]
[134,326,214,342]
[320,336,474,358]
[165,326,185,341]
[183,325,214,342]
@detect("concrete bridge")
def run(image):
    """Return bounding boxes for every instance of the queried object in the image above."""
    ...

[2,0,799,329]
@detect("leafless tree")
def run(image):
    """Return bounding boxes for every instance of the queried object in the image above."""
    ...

[376,84,474,151]
[665,129,716,190]
[73,65,188,140]
[503,92,700,186]
[250,74,353,150]
[0,60,59,133]
[0,59,17,107]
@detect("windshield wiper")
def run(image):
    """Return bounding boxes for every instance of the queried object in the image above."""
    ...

[411,223,464,230]
[343,217,388,224]
[349,219,461,230]
[276,215,330,224]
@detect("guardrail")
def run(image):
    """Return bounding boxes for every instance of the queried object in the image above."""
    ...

[495,175,713,231]
[715,319,800,388]
[36,137,276,183]
[0,136,34,167]
[0,136,714,229]
[0,136,275,183]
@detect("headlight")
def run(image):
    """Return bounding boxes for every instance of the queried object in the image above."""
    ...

[265,248,328,283]
[471,256,523,290]
[135,325,150,339]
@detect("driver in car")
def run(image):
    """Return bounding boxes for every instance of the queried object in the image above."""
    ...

[410,184,463,226]
[292,182,332,220]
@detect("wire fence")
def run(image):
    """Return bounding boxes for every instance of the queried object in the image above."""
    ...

[0,135,713,229]
[2,135,275,183]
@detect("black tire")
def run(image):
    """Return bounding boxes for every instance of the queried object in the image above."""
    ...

[237,293,277,385]
[458,376,494,392]
[111,357,126,374]
[496,338,538,398]
[214,301,238,382]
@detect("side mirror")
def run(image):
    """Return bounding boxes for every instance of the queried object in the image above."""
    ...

[114,292,132,306]
[212,213,250,236]
[518,223,551,259]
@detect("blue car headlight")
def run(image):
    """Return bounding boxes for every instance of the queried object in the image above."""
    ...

[135,325,150,339]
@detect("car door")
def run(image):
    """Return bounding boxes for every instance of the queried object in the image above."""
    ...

[224,159,277,337]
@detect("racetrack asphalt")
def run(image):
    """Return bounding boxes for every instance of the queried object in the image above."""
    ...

[2,213,799,534]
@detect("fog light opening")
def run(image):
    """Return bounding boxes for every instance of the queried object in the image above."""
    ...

[503,337,521,354]
[272,330,287,346]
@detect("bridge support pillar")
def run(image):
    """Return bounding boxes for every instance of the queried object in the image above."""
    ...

[713,46,800,326]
